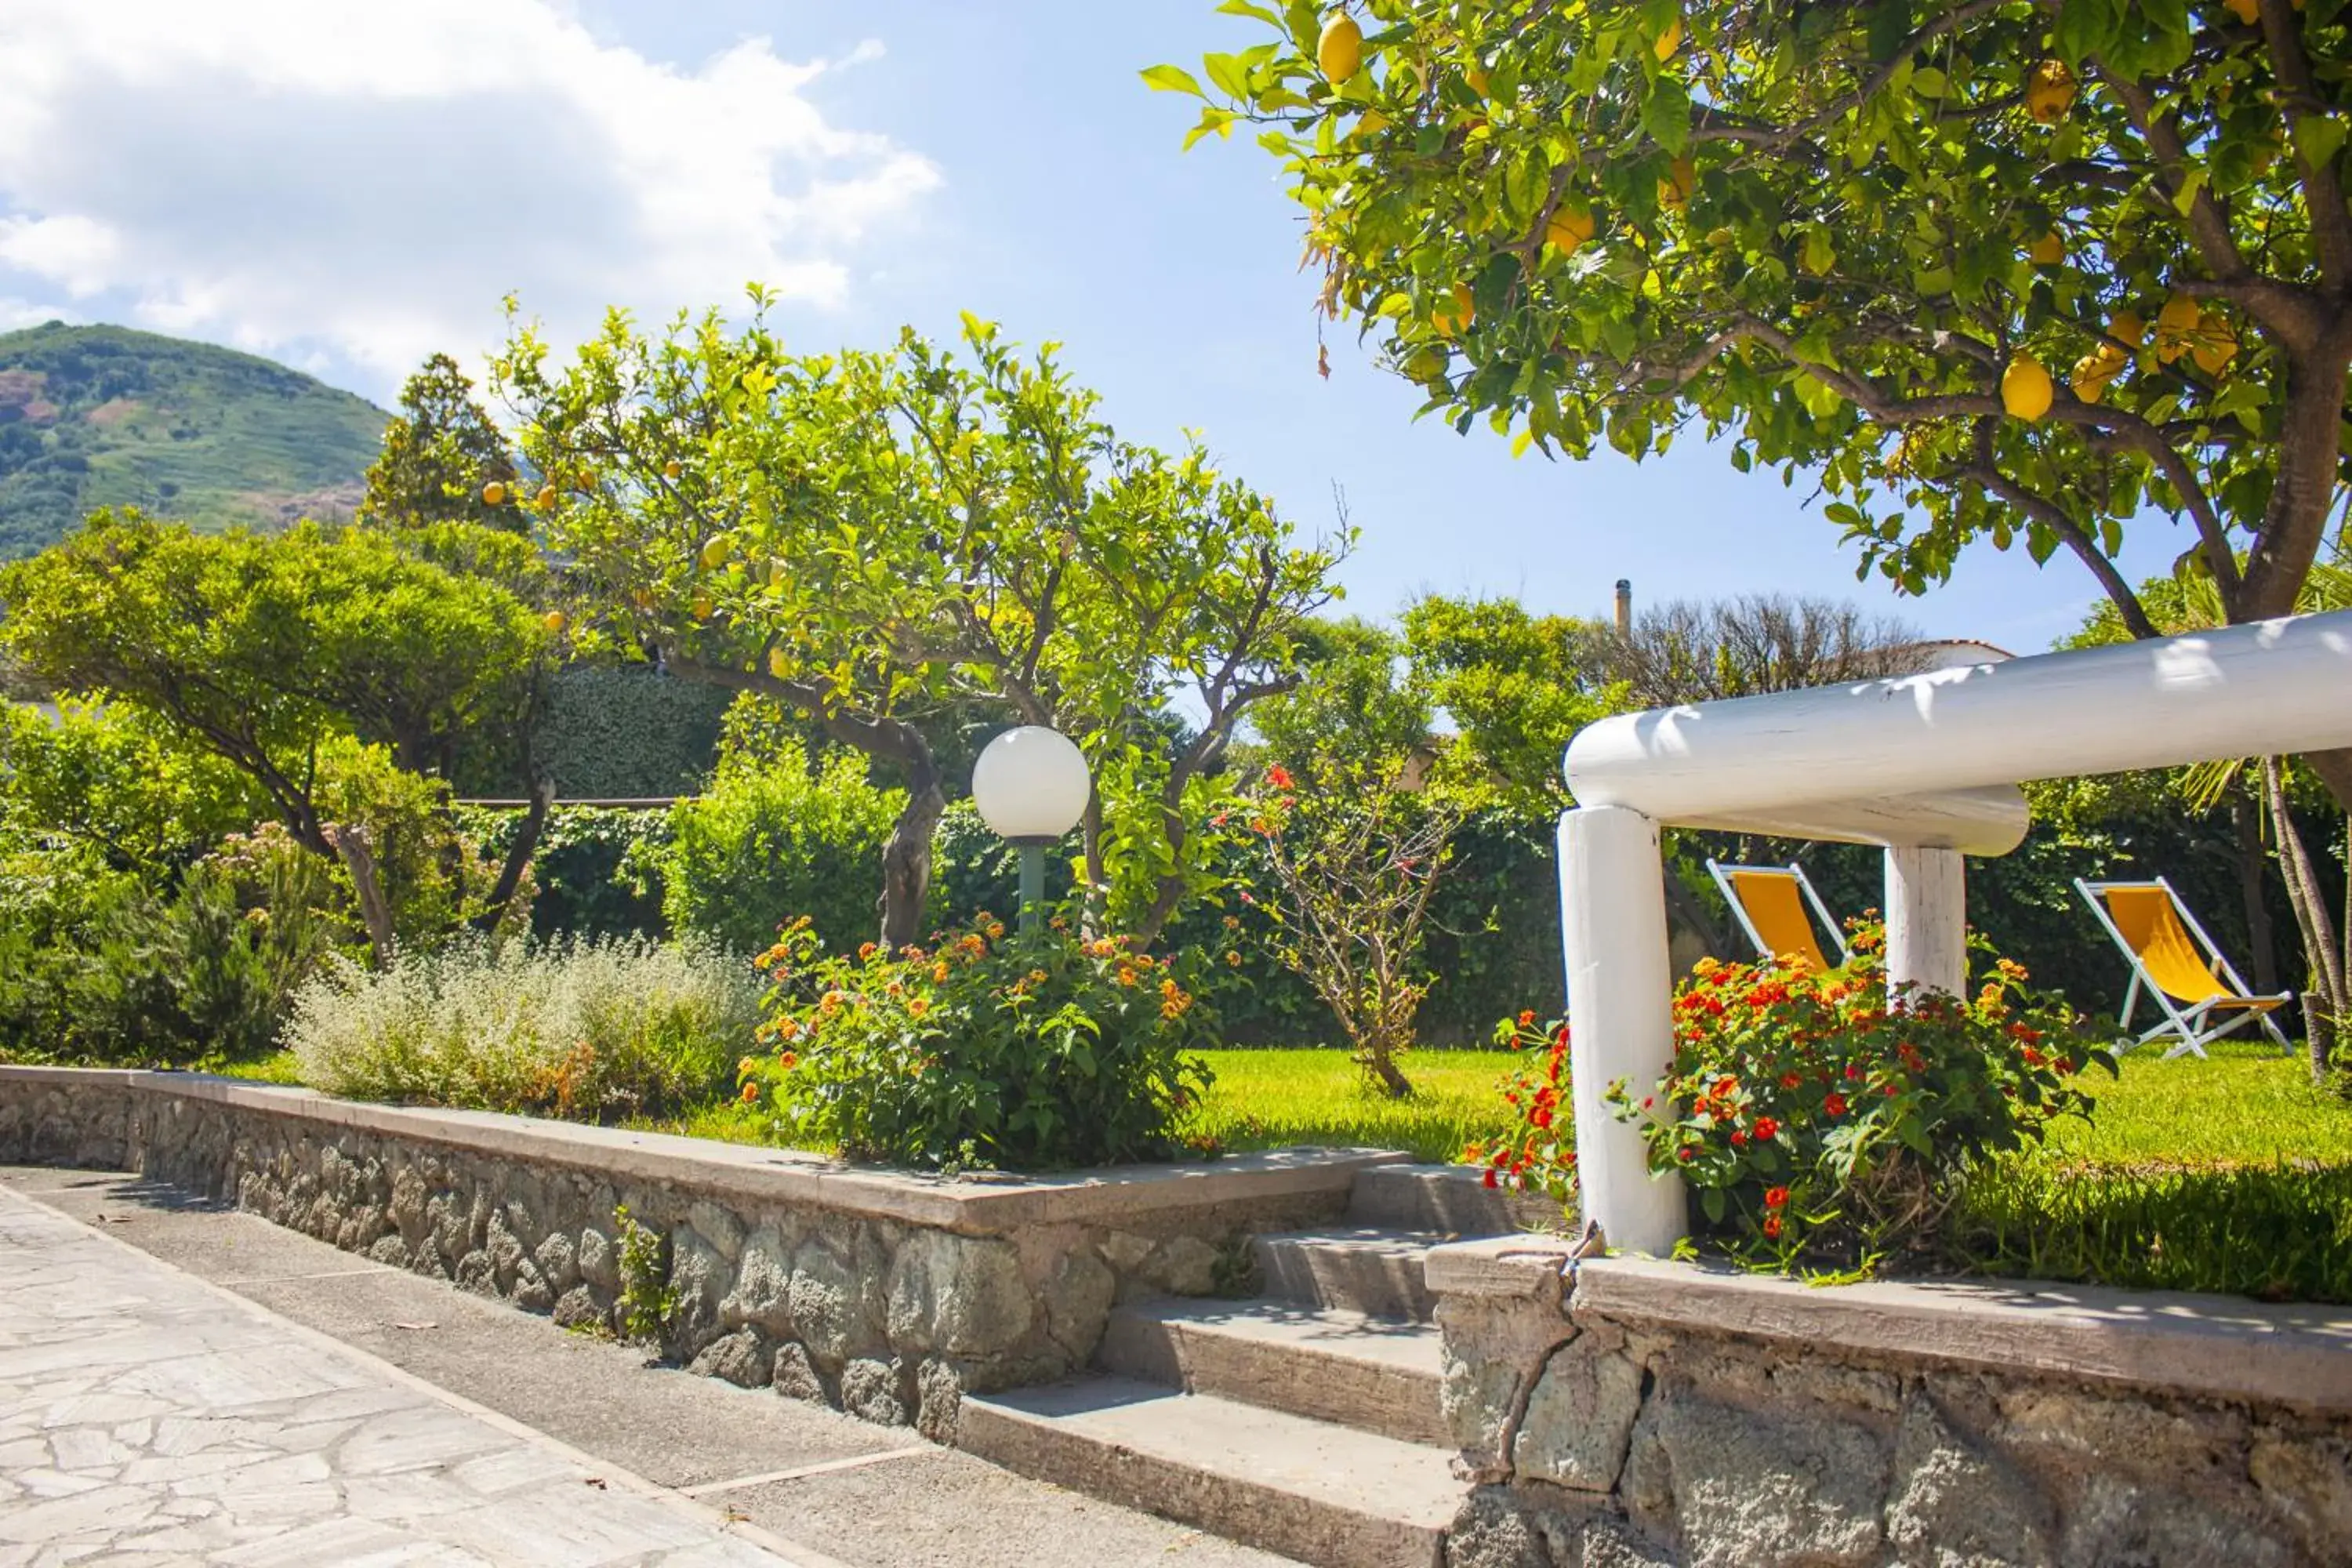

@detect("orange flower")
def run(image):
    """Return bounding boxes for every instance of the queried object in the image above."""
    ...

[739,1081,759,1103]
[1266,763,1295,790]
[908,997,931,1019]
[779,1051,797,1070]
[1518,1009,1537,1028]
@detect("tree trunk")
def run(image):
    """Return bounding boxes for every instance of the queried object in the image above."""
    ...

[2233,789,2279,996]
[2266,758,2345,1081]
[879,757,946,951]
[325,823,399,966]
[477,774,554,935]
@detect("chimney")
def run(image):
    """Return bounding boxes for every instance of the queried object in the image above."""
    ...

[1613,579,1633,638]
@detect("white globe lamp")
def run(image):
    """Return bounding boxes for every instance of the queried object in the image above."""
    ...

[971,727,1091,931]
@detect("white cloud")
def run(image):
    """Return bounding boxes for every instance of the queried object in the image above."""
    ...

[0,1,940,395]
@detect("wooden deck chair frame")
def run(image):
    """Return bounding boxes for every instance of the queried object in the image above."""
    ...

[2075,876,2293,1058]
[1707,859,1849,973]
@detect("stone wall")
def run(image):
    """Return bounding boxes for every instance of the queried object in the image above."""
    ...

[1428,1240,2352,1568]
[0,1067,1392,1439]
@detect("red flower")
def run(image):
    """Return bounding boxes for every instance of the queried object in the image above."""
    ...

[1752,1116,1779,1141]
[1843,1062,1862,1081]
[1780,1073,1802,1091]
[1483,1167,1500,1189]
[1764,1185,1789,1209]
[1519,1009,1537,1028]
[1728,1130,1748,1148]
[1882,1083,1898,1098]
[1676,1145,1696,1163]
[1266,764,1296,791]
[1763,1214,1784,1239]
[1824,1093,1849,1117]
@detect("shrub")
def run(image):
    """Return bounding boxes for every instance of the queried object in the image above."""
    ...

[1602,935,2112,1270]
[736,913,1216,1171]
[285,935,759,1119]
[655,736,902,956]
[459,804,669,940]
[0,830,339,1066]
[1467,1011,1578,1204]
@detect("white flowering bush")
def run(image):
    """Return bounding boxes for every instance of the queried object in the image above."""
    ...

[286,935,758,1120]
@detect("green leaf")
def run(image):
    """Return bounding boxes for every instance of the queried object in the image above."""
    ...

[1140,64,1206,98]
[2294,115,2347,174]
[1642,76,1693,155]
[1202,52,1250,101]
[1867,0,1913,64]
[1214,0,1284,25]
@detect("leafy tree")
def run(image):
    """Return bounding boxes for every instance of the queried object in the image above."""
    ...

[1401,593,1621,811]
[0,512,551,958]
[360,353,521,532]
[1162,0,2352,810]
[1595,593,1931,707]
[1249,615,1433,775]
[0,699,262,869]
[491,302,1342,948]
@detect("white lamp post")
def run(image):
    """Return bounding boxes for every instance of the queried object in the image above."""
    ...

[971,727,1091,933]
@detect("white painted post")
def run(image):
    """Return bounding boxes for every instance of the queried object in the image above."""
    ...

[1559,805,1686,1254]
[1884,845,1967,999]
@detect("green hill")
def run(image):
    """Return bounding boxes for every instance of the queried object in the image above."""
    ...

[0,322,390,557]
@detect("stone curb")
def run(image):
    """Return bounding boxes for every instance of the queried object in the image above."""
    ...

[1570,1253,2352,1416]
[0,1065,1408,1235]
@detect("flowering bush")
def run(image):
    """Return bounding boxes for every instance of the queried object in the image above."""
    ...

[1606,930,2112,1269]
[736,912,1218,1171]
[1465,1010,1577,1203]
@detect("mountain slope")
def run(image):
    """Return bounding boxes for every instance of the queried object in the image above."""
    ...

[0,322,390,556]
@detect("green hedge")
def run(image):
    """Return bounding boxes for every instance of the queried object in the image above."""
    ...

[539,665,732,800]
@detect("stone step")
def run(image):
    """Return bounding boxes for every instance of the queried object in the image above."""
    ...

[956,1377,1457,1568]
[1345,1161,1555,1236]
[1251,1228,1442,1323]
[1097,1298,1446,1446]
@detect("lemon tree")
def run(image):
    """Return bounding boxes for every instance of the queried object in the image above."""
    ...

[1156,1,2352,808]
[490,301,1342,949]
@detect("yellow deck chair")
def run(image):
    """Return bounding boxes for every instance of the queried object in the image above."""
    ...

[1707,861,1847,973]
[2077,877,2293,1058]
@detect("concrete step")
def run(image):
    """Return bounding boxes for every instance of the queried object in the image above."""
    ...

[1098,1298,1446,1446]
[1345,1161,1556,1236]
[957,1377,1457,1568]
[1251,1228,1442,1323]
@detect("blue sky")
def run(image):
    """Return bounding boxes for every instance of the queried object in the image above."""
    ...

[0,0,2190,648]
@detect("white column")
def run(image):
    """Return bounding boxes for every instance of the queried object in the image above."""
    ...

[1884,845,1968,999]
[1559,805,1686,1254]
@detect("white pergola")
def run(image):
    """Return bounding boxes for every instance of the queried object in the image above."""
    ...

[1556,608,2352,1255]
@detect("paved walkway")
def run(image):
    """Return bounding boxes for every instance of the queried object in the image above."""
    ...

[0,1169,1291,1568]
[0,1183,799,1567]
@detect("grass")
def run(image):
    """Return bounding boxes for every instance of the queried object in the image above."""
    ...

[201,1033,2352,1302]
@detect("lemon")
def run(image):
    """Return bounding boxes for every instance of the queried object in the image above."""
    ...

[1318,14,1363,84]
[1432,282,1475,336]
[1660,157,1697,209]
[691,594,713,622]
[534,484,557,510]
[2024,60,2076,125]
[2154,295,2202,363]
[699,535,734,570]
[2071,352,2121,405]
[2191,311,2238,376]
[1465,62,1490,96]
[1547,202,1597,254]
[1353,109,1388,138]
[2027,231,2065,266]
[2002,354,2054,420]
[1655,16,1683,62]
[768,648,789,680]
[2224,0,2259,20]
[663,459,684,482]
[542,610,568,634]
[480,481,506,506]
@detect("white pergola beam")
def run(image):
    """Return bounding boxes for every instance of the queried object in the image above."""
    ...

[1565,610,2352,822]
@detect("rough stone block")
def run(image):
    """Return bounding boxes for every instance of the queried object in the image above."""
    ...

[688,1327,774,1389]
[841,1356,909,1426]
[1512,1327,1646,1494]
[792,1235,887,1371]
[1040,1248,1116,1361]
[1883,1391,2054,1567]
[1636,1378,1893,1568]
[771,1341,829,1406]
[719,1224,794,1338]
